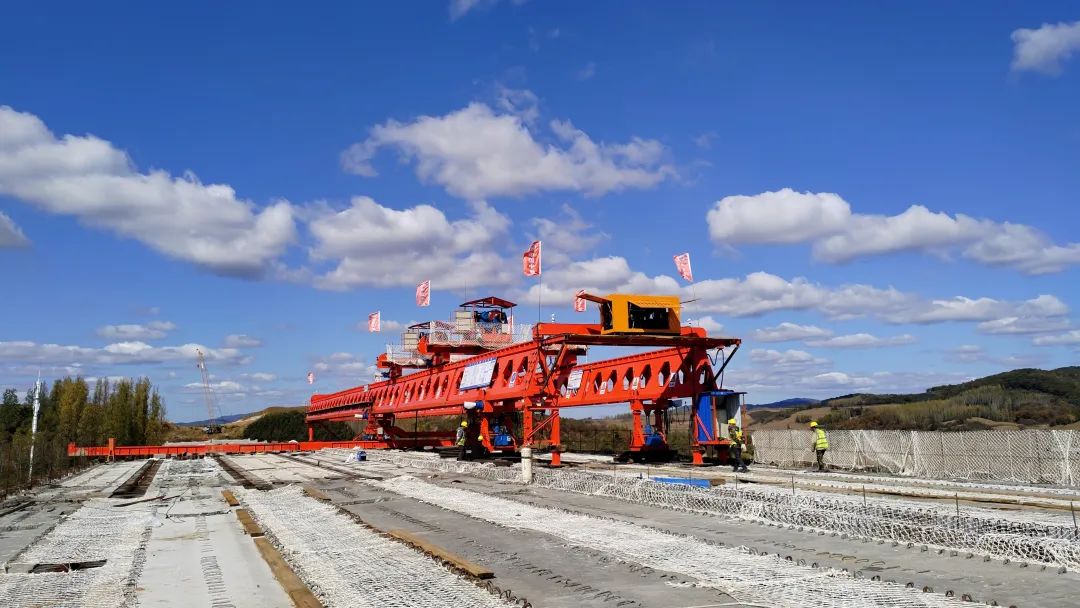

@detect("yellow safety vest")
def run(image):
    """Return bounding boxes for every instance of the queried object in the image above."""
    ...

[814,428,829,450]
[729,428,743,446]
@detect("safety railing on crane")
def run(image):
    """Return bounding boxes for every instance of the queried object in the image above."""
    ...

[426,322,535,350]
[384,344,429,366]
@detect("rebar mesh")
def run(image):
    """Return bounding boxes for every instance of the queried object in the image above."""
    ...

[0,498,152,607]
[238,485,514,608]
[0,458,230,608]
[355,450,1080,570]
[732,467,1080,501]
[381,475,963,608]
[753,429,1080,486]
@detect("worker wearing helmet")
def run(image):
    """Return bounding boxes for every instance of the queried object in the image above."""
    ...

[809,421,829,471]
[727,418,748,473]
[456,420,469,459]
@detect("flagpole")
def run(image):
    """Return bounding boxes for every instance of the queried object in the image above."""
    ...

[537,272,542,324]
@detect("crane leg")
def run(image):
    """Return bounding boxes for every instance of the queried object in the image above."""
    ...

[549,409,562,467]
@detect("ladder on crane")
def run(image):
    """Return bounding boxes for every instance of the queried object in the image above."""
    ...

[196,349,223,434]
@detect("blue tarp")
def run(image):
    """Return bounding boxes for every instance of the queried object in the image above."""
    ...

[650,476,711,488]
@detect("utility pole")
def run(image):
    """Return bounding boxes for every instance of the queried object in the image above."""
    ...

[28,372,41,485]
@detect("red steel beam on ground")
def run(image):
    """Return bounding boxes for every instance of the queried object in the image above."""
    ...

[66,440,377,459]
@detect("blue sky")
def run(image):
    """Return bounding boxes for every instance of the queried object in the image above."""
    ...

[1,2,1079,422]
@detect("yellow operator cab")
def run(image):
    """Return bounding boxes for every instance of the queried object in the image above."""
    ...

[583,293,682,335]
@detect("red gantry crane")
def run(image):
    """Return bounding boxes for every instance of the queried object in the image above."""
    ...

[306,294,746,465]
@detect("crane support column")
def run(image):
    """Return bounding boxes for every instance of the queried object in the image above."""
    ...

[549,409,562,467]
[629,399,645,451]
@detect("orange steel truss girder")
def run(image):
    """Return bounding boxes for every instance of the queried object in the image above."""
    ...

[307,333,740,425]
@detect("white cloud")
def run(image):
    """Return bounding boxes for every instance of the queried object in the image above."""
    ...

[947,344,985,363]
[690,316,725,334]
[0,211,29,247]
[692,132,716,149]
[311,352,378,381]
[522,255,680,304]
[525,262,1069,331]
[0,106,296,276]
[358,319,404,332]
[185,379,245,394]
[223,334,263,348]
[341,101,674,200]
[96,321,176,341]
[449,0,525,20]
[241,372,277,382]
[705,189,1080,274]
[1011,20,1080,75]
[576,62,596,81]
[962,223,1080,274]
[688,272,913,319]
[0,340,248,367]
[806,333,916,348]
[495,86,540,125]
[749,349,829,371]
[732,359,972,398]
[891,296,1002,323]
[1033,330,1080,346]
[530,204,606,266]
[751,322,832,343]
[813,205,984,262]
[976,316,1070,335]
[802,372,876,390]
[309,197,515,291]
[708,189,852,245]
[729,348,838,395]
[1018,294,1071,317]
[889,294,1068,325]
[449,0,482,19]
[944,344,1045,367]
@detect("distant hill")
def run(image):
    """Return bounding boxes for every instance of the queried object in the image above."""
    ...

[174,405,307,427]
[813,366,1080,431]
[927,366,1080,402]
[163,405,310,442]
[176,413,250,427]
[748,398,820,410]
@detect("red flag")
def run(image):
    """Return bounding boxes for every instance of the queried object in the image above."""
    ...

[416,280,430,307]
[368,311,381,332]
[673,252,693,283]
[574,289,586,312]
[522,240,542,276]
[306,372,315,385]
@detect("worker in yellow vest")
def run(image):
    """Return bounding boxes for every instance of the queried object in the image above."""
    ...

[809,421,829,471]
[728,418,749,473]
[456,420,469,460]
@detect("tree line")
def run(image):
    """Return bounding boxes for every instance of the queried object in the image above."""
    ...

[0,376,167,496]
[242,410,351,442]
